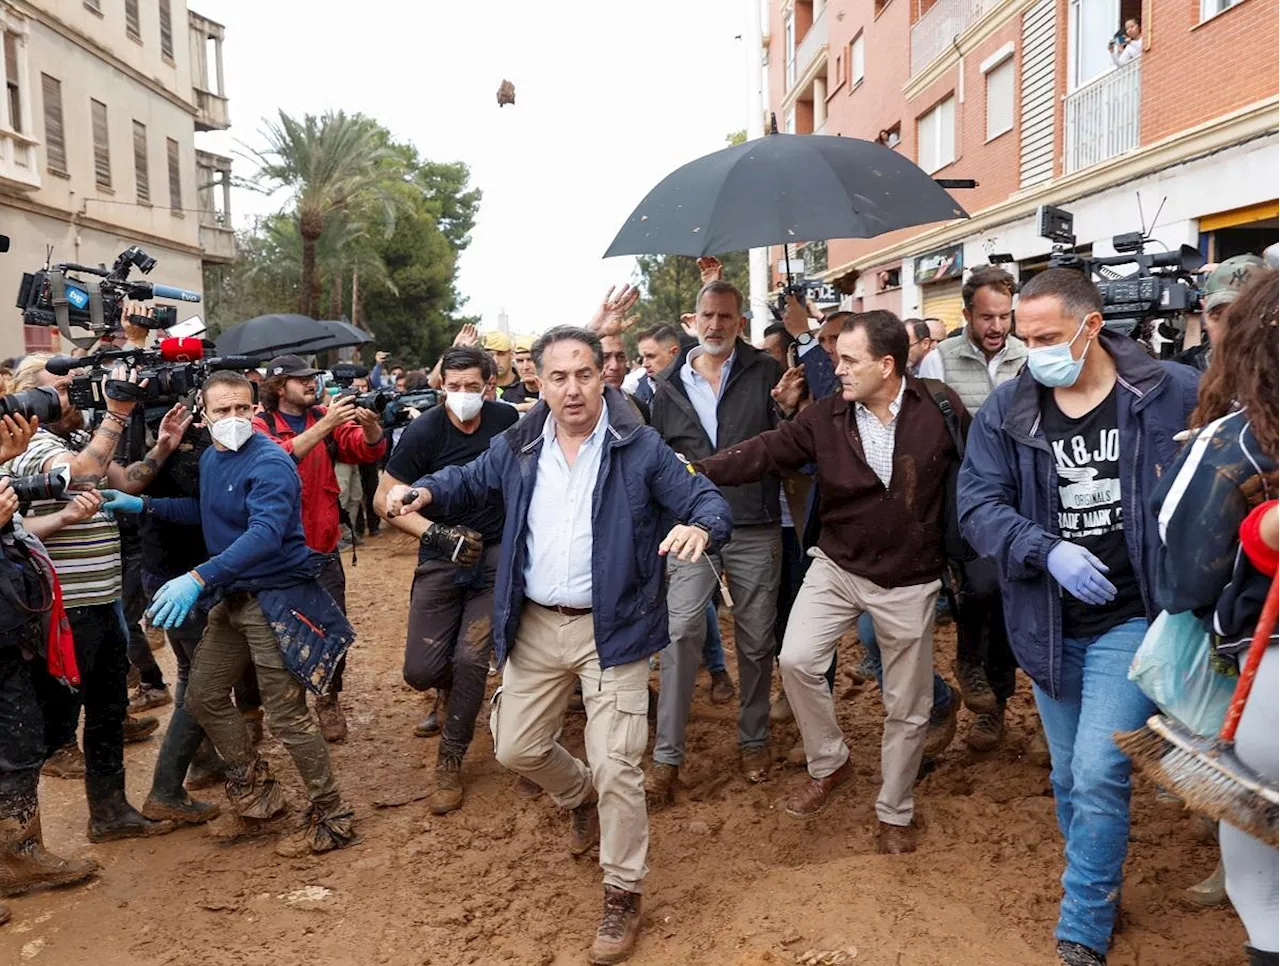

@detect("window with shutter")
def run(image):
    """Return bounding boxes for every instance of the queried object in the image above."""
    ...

[159,0,173,60]
[985,56,1015,141]
[5,33,21,134]
[917,95,956,174]
[850,33,865,86]
[133,121,149,204]
[166,137,181,209]
[41,74,65,173]
[83,0,101,11]
[125,0,140,41]
[91,98,111,188]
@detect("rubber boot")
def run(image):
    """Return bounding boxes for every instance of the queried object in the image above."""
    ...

[86,773,176,843]
[142,707,221,826]
[0,772,98,896]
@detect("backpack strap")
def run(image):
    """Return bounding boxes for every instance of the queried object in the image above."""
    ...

[920,377,965,460]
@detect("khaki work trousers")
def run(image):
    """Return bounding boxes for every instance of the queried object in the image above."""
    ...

[780,549,939,826]
[491,603,650,893]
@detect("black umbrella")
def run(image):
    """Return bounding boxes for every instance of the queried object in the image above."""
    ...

[285,320,374,355]
[604,133,968,260]
[215,314,332,357]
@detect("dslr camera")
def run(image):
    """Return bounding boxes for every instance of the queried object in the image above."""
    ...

[17,245,201,348]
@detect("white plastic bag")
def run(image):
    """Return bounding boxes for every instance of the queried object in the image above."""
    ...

[1128,609,1236,737]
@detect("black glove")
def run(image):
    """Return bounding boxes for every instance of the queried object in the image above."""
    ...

[421,523,484,568]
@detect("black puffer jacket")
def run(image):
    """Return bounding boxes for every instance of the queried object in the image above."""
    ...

[650,340,783,528]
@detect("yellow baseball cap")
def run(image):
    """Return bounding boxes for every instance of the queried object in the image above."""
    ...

[512,333,534,353]
[481,331,513,352]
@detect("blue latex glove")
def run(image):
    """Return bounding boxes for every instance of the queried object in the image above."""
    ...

[146,573,203,629]
[1047,541,1117,606]
[99,489,143,519]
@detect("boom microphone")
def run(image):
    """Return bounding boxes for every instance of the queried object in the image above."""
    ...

[43,355,82,376]
[207,355,263,371]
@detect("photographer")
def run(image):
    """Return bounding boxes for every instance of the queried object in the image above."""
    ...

[0,410,100,924]
[254,355,387,742]
[374,345,517,814]
[4,353,188,842]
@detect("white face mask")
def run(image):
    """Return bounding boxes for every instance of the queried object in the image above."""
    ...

[210,416,253,451]
[445,391,484,422]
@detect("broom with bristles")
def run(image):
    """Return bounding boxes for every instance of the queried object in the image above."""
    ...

[1116,572,1279,846]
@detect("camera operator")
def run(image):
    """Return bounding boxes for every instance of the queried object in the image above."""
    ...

[0,411,100,923]
[1173,254,1267,373]
[254,355,387,743]
[374,345,517,814]
[101,370,357,858]
[3,353,189,842]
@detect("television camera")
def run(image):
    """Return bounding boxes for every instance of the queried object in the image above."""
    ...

[328,363,438,429]
[17,245,201,348]
[1037,203,1205,343]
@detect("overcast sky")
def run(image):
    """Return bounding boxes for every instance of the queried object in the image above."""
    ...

[194,0,750,337]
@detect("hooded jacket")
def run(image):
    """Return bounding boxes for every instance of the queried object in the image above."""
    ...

[956,332,1200,696]
[413,386,733,670]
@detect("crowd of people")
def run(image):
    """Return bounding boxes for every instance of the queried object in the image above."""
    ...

[0,249,1274,966]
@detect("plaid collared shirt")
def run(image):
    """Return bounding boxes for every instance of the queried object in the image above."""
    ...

[854,378,905,488]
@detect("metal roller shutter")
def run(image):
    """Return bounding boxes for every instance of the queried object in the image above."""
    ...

[921,279,965,336]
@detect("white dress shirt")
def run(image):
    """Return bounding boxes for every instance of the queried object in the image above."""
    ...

[521,405,610,608]
[679,347,735,447]
[854,377,905,488]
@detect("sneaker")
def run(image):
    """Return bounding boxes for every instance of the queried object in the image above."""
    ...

[708,670,736,705]
[965,705,1006,752]
[588,885,641,965]
[923,684,958,758]
[1056,940,1106,965]
[42,742,85,780]
[955,660,998,715]
[129,683,173,714]
[314,693,348,743]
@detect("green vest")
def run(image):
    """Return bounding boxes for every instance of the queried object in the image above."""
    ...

[935,333,1028,413]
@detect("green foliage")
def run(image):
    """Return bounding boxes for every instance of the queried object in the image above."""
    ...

[630,251,749,334]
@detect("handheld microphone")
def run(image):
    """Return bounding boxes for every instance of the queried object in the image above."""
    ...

[158,337,205,363]
[149,284,202,303]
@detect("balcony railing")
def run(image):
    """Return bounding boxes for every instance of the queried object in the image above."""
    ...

[910,0,987,77]
[1063,58,1141,175]
[790,7,828,93]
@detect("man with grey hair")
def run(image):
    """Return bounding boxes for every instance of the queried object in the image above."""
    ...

[385,325,731,965]
[647,280,785,801]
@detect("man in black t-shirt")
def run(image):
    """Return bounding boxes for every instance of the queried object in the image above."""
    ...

[374,346,518,815]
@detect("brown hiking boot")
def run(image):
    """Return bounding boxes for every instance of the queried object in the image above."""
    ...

[241,708,265,746]
[0,809,99,897]
[274,802,357,858]
[923,685,958,758]
[129,683,172,714]
[740,746,771,784]
[41,743,85,780]
[955,660,998,715]
[569,795,600,856]
[876,819,919,855]
[966,705,1006,752]
[785,758,852,817]
[123,714,159,744]
[644,763,678,808]
[142,792,221,826]
[429,750,464,815]
[708,670,735,705]
[588,885,642,964]
[314,693,348,743]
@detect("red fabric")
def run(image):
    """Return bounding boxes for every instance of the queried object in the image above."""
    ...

[28,545,79,687]
[1240,499,1279,577]
[253,408,386,554]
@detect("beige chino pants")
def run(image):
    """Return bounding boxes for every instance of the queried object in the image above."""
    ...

[780,549,939,826]
[491,603,650,892]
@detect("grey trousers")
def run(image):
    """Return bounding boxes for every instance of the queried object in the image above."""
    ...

[654,523,780,766]
[1221,645,1278,953]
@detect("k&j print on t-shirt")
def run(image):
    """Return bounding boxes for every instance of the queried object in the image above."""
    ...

[1053,428,1123,539]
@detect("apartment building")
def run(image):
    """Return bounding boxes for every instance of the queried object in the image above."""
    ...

[0,0,234,360]
[765,0,1278,330]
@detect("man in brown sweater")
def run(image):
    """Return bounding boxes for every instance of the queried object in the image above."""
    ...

[695,311,968,853]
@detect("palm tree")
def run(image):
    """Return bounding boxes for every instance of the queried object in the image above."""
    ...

[242,110,411,317]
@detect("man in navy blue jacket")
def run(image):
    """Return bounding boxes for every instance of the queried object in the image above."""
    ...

[103,371,355,859]
[957,269,1199,966]
[386,326,731,966]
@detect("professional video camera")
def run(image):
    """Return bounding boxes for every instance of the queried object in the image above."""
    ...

[16,245,201,348]
[328,362,438,428]
[44,338,261,411]
[1037,204,1205,341]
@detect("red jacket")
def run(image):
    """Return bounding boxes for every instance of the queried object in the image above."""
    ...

[253,408,387,554]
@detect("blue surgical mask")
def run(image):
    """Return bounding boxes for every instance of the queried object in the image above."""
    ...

[1026,318,1091,388]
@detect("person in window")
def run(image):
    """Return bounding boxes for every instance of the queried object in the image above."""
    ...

[1109,18,1142,66]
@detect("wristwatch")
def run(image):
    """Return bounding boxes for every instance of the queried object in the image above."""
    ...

[794,331,814,346]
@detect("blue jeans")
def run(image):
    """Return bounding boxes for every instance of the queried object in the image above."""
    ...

[860,612,953,713]
[701,601,726,674]
[1032,617,1153,954]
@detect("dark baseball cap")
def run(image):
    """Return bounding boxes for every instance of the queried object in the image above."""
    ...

[265,354,322,378]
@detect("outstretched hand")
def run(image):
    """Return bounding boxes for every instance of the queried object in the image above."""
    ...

[587,284,640,335]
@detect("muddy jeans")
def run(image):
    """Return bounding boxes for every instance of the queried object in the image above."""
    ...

[186,591,341,812]
[403,547,498,757]
[781,549,939,825]
[492,603,650,893]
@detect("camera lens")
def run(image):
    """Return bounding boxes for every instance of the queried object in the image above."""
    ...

[354,390,389,414]
[0,386,62,424]
[7,470,69,503]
